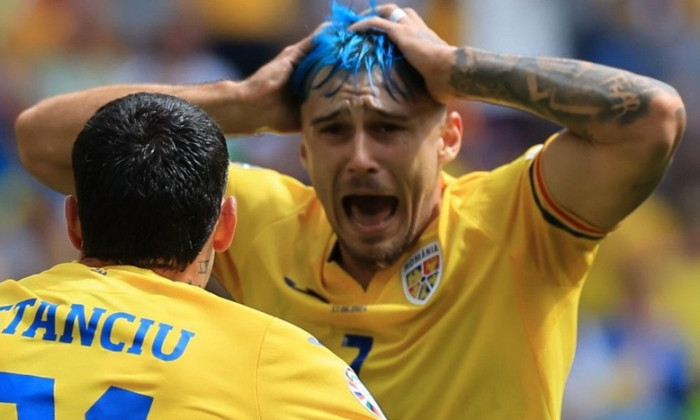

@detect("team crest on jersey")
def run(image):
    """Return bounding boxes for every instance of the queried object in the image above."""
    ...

[401,241,442,305]
[345,367,386,419]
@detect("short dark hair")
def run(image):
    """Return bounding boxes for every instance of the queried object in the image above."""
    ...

[72,92,229,271]
[291,1,429,103]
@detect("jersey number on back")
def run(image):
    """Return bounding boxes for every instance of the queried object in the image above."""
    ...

[0,371,153,419]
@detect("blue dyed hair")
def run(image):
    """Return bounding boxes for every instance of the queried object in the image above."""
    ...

[291,1,423,103]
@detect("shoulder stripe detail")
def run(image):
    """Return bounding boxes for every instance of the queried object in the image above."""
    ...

[529,153,606,240]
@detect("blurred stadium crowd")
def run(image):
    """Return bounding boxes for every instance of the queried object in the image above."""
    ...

[0,1,698,418]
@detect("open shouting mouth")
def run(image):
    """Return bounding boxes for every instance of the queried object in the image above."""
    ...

[342,195,398,232]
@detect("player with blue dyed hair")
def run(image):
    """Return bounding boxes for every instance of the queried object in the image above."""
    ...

[15,2,685,419]
[291,1,415,102]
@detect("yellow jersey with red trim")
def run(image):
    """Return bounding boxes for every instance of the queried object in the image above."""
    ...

[0,262,386,419]
[213,143,605,420]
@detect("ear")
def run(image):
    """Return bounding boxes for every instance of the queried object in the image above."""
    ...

[299,140,308,170]
[64,195,83,251]
[213,196,237,252]
[438,111,463,165]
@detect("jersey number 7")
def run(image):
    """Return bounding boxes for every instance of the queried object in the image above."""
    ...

[342,334,374,376]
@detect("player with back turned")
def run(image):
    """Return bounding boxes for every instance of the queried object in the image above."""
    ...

[1,92,385,419]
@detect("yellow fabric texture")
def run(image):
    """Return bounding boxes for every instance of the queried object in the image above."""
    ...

[0,262,385,419]
[213,146,601,420]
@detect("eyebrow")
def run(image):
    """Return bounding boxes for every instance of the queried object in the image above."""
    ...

[310,104,411,126]
[310,109,345,126]
[371,107,411,121]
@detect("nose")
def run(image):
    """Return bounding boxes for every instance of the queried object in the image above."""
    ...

[346,131,378,174]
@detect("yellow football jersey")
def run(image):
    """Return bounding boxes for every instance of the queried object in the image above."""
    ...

[0,262,386,419]
[213,144,605,420]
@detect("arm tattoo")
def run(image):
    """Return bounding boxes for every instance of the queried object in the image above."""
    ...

[198,260,209,275]
[449,48,670,131]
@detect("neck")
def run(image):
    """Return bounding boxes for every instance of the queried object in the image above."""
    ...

[153,266,207,288]
[79,257,209,288]
[332,245,390,291]
[344,261,378,291]
[328,243,376,290]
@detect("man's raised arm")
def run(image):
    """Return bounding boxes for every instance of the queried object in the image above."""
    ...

[15,36,312,194]
[354,4,686,229]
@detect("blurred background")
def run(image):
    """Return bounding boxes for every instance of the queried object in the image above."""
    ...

[0,0,698,418]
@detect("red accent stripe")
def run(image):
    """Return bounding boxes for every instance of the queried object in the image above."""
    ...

[533,155,606,236]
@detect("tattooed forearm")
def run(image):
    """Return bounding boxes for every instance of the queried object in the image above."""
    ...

[449,48,672,131]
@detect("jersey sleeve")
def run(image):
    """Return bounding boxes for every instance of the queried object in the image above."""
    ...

[256,318,386,420]
[449,140,606,288]
[529,136,610,240]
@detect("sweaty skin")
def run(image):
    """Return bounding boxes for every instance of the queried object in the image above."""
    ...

[300,70,461,288]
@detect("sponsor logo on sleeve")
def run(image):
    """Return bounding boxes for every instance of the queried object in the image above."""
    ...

[344,367,386,419]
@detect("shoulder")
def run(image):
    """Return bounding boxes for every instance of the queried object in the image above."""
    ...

[438,145,554,247]
[227,162,317,214]
[256,318,386,418]
[446,144,541,197]
[228,162,311,195]
[256,318,353,382]
[440,145,541,225]
[4,262,88,291]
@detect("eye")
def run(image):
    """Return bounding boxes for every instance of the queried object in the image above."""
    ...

[319,123,349,135]
[368,122,409,139]
[375,123,403,133]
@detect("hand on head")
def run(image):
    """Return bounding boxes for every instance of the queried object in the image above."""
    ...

[238,32,315,134]
[349,3,456,104]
